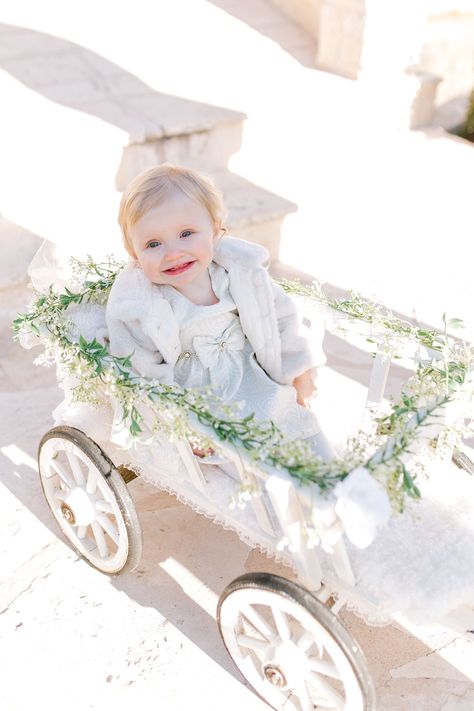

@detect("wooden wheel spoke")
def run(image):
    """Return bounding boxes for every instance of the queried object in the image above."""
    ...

[292,681,313,711]
[297,629,322,657]
[91,520,109,558]
[86,465,98,494]
[77,525,89,539]
[308,657,340,680]
[240,605,275,641]
[66,450,86,486]
[236,634,269,654]
[96,513,119,545]
[270,605,291,641]
[309,672,344,708]
[95,499,114,514]
[50,460,74,489]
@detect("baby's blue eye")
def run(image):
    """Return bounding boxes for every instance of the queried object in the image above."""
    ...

[181,230,193,238]
[147,240,162,249]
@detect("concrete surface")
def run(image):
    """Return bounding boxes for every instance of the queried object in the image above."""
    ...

[1,1,473,710]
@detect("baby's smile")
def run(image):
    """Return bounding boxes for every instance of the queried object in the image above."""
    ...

[163,260,196,275]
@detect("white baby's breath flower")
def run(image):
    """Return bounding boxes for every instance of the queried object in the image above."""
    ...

[276,536,290,552]
[228,484,254,510]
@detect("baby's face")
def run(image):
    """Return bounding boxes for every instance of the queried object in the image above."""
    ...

[128,189,219,289]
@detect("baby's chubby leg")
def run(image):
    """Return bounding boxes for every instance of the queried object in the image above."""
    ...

[293,369,317,408]
[191,443,214,457]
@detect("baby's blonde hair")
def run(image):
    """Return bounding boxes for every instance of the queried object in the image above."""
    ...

[118,163,228,253]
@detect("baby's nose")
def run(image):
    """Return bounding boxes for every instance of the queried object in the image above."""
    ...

[164,242,185,260]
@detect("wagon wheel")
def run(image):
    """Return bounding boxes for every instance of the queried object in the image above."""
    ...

[217,573,375,711]
[38,426,142,575]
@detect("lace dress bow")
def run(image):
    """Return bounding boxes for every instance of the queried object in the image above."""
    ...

[191,323,246,399]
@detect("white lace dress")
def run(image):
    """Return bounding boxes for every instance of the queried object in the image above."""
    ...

[161,261,331,454]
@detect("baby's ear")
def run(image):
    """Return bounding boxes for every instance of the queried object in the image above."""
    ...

[213,224,225,241]
[124,240,138,260]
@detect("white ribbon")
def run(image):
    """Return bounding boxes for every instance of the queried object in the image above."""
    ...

[309,491,345,553]
[309,467,392,551]
[334,467,392,549]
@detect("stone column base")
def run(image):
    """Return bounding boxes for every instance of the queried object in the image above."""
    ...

[357,69,442,130]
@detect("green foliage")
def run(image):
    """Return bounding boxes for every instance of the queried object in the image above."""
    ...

[279,279,465,353]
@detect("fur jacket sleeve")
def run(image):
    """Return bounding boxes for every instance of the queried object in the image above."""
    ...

[105,264,178,383]
[271,280,326,383]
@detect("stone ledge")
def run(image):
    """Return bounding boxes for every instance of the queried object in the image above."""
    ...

[215,169,298,260]
[115,119,245,188]
[215,169,297,229]
[75,93,246,145]
[0,24,246,145]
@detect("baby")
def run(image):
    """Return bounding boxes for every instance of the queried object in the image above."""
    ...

[106,163,334,460]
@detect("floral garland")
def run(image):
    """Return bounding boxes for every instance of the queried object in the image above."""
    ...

[12,258,473,518]
[278,278,467,353]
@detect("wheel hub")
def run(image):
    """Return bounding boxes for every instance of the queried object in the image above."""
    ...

[61,503,76,525]
[263,664,286,688]
[62,486,97,526]
[262,640,311,691]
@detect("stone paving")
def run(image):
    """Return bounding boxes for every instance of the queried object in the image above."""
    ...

[1,1,473,710]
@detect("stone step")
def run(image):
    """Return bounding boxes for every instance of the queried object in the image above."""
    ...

[214,170,297,260]
[0,25,246,181]
[408,69,443,129]
[114,99,246,190]
[1,26,294,273]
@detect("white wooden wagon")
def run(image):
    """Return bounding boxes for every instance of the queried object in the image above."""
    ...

[15,259,474,711]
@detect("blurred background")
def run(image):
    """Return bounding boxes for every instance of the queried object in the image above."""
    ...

[1,0,473,334]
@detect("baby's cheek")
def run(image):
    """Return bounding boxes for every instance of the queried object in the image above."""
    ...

[139,256,160,281]
[139,251,157,268]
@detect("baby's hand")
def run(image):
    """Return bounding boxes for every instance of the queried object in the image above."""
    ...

[293,370,318,409]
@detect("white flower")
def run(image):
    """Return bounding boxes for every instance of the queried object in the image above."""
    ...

[276,536,290,552]
[334,467,392,549]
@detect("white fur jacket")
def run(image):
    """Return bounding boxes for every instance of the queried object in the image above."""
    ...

[106,235,326,385]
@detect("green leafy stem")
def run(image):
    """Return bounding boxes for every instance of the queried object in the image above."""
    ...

[278,279,465,353]
[11,258,471,502]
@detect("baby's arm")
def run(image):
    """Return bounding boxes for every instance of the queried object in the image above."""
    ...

[107,315,174,382]
[272,281,326,405]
